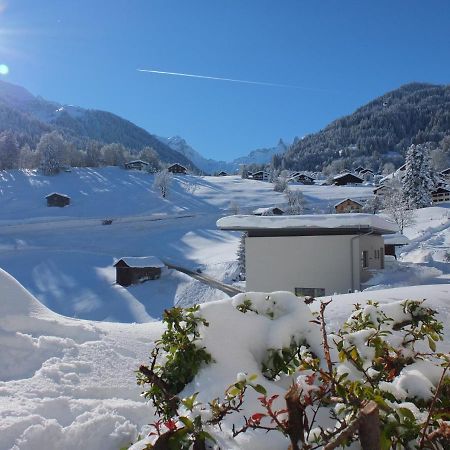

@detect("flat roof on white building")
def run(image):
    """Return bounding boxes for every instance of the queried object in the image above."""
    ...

[217,213,398,235]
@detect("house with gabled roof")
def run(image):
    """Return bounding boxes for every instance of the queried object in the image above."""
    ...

[288,173,315,185]
[333,172,363,186]
[252,207,284,216]
[46,192,70,207]
[114,256,165,286]
[125,160,149,171]
[217,214,397,295]
[334,198,363,214]
[167,163,188,174]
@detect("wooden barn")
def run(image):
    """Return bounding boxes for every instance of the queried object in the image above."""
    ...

[333,173,363,186]
[251,170,270,181]
[217,171,228,176]
[167,163,187,174]
[114,256,165,287]
[46,192,70,207]
[125,160,149,171]
[334,198,363,213]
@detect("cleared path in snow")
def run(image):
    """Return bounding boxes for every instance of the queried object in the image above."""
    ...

[164,261,243,297]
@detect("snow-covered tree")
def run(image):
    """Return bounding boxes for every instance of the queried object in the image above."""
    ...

[229,200,240,215]
[284,188,306,215]
[382,162,395,176]
[383,189,415,233]
[101,143,126,167]
[402,143,434,208]
[363,195,382,214]
[18,143,38,169]
[37,132,68,175]
[140,147,161,173]
[236,232,247,280]
[273,174,288,192]
[430,147,448,172]
[0,131,19,170]
[153,169,173,198]
[85,141,102,167]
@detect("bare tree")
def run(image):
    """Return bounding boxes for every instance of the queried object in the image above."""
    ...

[153,169,173,198]
[382,190,415,233]
[285,188,306,215]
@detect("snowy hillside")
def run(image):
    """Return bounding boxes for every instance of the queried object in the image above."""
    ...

[0,167,377,322]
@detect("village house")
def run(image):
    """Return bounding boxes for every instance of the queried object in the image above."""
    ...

[288,172,315,185]
[250,170,270,181]
[440,168,450,183]
[252,207,284,216]
[217,171,228,176]
[432,186,450,204]
[46,192,70,207]
[124,160,149,171]
[332,172,363,186]
[167,163,188,174]
[334,198,363,213]
[217,214,397,295]
[114,256,165,287]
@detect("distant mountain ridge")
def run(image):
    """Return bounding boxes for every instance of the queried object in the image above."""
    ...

[0,80,196,168]
[158,135,290,174]
[281,82,450,171]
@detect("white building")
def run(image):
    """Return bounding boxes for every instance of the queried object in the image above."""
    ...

[217,214,398,296]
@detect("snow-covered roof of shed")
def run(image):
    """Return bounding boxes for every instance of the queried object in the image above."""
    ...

[383,233,410,245]
[114,256,165,268]
[217,213,398,234]
[252,207,283,214]
[126,160,149,165]
[45,192,70,198]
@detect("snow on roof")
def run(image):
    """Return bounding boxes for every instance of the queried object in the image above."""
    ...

[114,256,165,268]
[383,233,410,245]
[332,172,363,181]
[217,213,398,234]
[126,160,149,165]
[45,192,70,198]
[252,207,283,215]
[334,198,363,207]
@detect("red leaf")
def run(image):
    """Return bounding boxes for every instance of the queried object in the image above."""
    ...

[164,419,178,432]
[250,413,266,423]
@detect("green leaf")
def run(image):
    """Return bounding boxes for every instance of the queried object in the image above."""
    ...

[253,384,267,395]
[398,407,415,421]
[178,416,194,429]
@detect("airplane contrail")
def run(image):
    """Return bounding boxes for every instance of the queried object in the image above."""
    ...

[137,68,327,91]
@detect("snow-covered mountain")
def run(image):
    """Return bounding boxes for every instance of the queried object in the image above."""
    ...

[158,136,291,174]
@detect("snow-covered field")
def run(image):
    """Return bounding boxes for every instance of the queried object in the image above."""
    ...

[0,167,449,449]
[0,168,375,321]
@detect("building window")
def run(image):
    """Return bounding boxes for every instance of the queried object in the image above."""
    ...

[362,251,369,268]
[374,249,379,259]
[295,287,325,297]
[380,248,385,269]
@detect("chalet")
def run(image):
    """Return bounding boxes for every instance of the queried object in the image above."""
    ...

[359,168,374,176]
[432,186,450,204]
[251,171,270,181]
[217,171,228,176]
[125,160,149,171]
[252,207,284,216]
[440,168,450,183]
[332,172,363,186]
[354,166,364,174]
[334,198,363,214]
[373,185,392,197]
[217,214,397,295]
[383,233,410,259]
[167,163,188,174]
[114,256,165,287]
[288,173,315,185]
[46,192,70,207]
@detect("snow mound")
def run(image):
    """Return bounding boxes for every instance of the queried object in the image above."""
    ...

[0,269,100,381]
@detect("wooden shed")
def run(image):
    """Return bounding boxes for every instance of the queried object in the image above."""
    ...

[46,192,70,207]
[333,173,363,186]
[334,198,363,213]
[217,171,228,176]
[252,207,284,216]
[167,163,187,174]
[288,173,315,185]
[114,256,165,287]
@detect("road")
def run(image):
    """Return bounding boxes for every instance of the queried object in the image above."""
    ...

[164,261,243,297]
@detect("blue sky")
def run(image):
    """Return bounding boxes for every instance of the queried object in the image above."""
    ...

[1,1,450,161]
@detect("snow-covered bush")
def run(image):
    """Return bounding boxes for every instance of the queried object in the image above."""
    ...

[133,294,449,449]
[285,188,306,215]
[236,232,247,280]
[153,169,173,198]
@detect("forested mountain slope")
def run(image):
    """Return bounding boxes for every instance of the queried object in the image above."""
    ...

[280,83,450,171]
